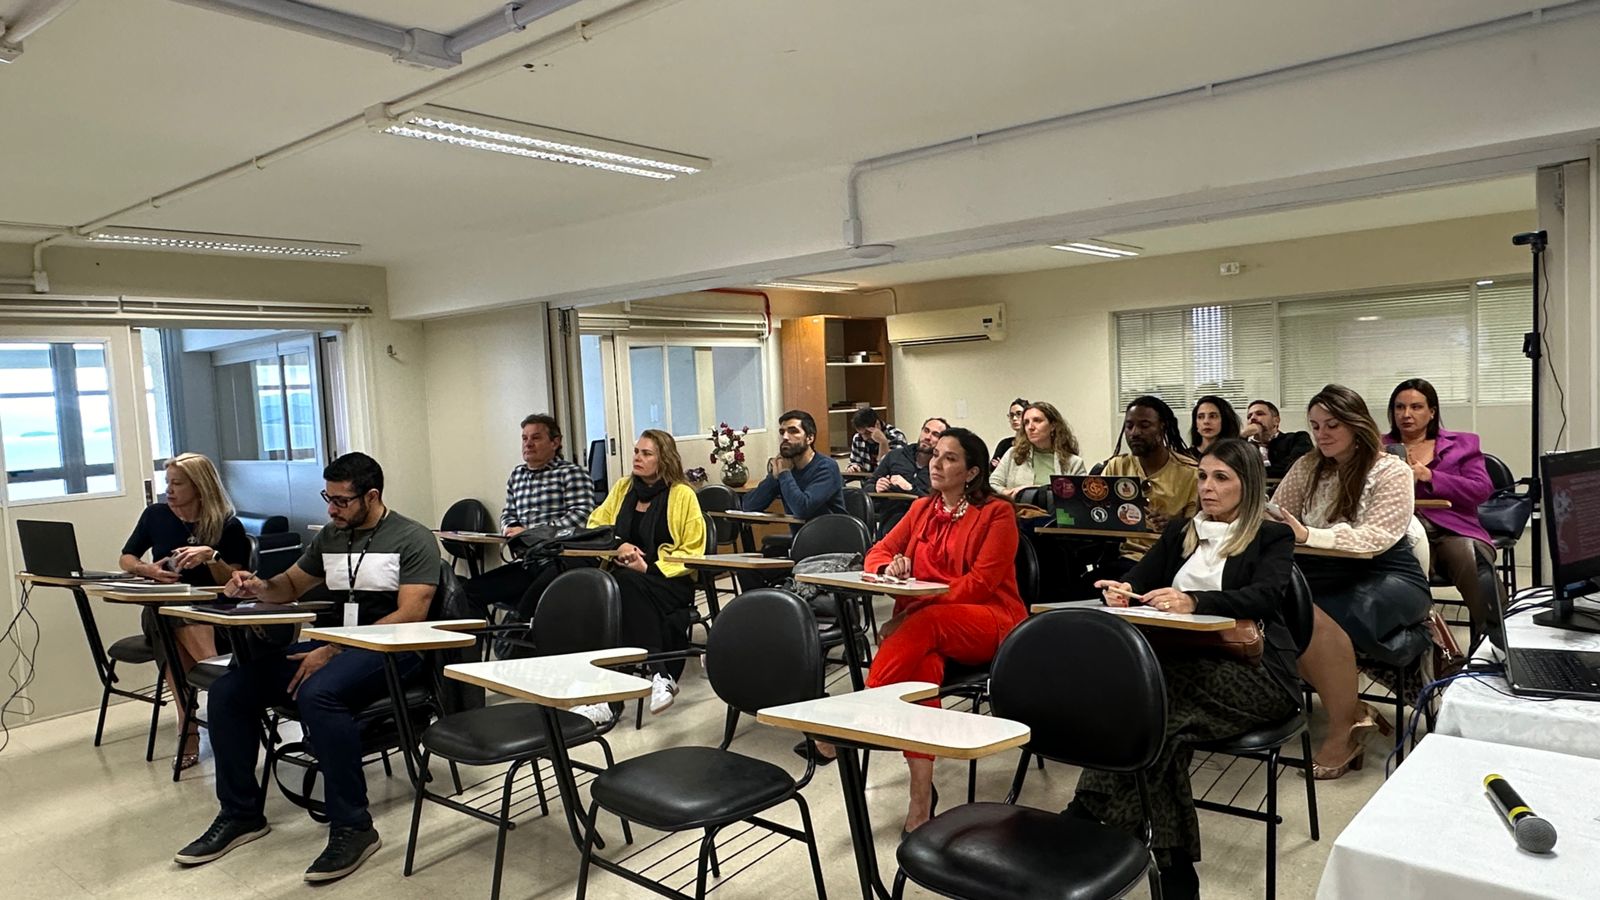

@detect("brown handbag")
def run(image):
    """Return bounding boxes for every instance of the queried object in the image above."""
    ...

[1138,618,1265,666]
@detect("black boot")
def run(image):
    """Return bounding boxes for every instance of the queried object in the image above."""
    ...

[1158,851,1200,900]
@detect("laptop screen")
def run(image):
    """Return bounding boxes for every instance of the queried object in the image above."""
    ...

[1542,447,1600,586]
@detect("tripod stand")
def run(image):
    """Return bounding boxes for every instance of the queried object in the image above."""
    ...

[1514,229,1547,584]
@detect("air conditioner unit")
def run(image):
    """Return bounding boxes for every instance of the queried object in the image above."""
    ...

[886,304,1005,347]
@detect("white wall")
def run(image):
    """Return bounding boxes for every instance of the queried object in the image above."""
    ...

[885,211,1538,476]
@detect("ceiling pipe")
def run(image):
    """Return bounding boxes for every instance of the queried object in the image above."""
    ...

[841,0,1600,250]
[0,0,82,61]
[27,0,689,291]
[446,1,587,57]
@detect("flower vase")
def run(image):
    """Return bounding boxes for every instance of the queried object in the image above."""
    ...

[721,462,749,488]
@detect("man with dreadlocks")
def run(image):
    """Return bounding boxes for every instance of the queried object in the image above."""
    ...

[1091,395,1200,582]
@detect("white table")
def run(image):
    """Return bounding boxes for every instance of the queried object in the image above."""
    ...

[759,683,1030,900]
[795,570,949,691]
[1436,602,1600,760]
[1031,598,1238,632]
[1317,734,1600,900]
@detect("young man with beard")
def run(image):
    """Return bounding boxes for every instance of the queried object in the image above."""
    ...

[869,416,947,535]
[740,409,846,541]
[174,453,440,882]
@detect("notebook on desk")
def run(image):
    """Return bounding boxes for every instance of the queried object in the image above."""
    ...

[1048,475,1149,533]
[18,519,133,580]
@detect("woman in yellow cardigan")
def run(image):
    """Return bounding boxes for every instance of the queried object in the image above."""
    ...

[588,428,706,714]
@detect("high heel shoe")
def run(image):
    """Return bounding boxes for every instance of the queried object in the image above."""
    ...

[901,786,939,841]
[1310,741,1365,780]
[1350,702,1395,741]
[792,739,835,767]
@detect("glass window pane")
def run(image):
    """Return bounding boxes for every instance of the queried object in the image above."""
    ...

[283,352,316,460]
[581,335,608,450]
[79,394,114,466]
[629,346,666,433]
[0,343,55,393]
[1,395,63,471]
[667,347,701,436]
[8,479,66,502]
[74,344,108,392]
[216,360,288,461]
[140,328,175,463]
[256,359,287,460]
[711,346,764,431]
[85,473,118,494]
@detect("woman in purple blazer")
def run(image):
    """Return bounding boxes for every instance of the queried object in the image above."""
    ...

[1387,378,1504,638]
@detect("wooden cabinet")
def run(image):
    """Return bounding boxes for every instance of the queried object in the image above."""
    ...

[780,316,892,458]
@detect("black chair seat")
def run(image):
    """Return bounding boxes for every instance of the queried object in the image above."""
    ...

[809,595,843,621]
[272,685,430,722]
[591,746,796,831]
[941,661,989,691]
[1190,711,1305,755]
[189,662,229,691]
[108,634,157,665]
[897,803,1151,900]
[421,703,596,765]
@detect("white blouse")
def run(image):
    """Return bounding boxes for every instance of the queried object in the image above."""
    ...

[1172,514,1232,593]
[1271,453,1417,553]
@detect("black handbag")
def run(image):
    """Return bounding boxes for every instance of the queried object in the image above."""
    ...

[1477,489,1533,538]
[509,524,618,564]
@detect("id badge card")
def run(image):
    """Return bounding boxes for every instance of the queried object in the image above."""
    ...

[343,601,359,627]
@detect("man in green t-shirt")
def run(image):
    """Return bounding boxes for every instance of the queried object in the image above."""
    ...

[173,453,440,884]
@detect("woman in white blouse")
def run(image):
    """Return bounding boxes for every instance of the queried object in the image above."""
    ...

[988,400,1088,496]
[1087,438,1298,900]
[1268,384,1430,780]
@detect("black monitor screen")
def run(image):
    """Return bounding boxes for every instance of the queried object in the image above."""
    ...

[1542,447,1600,586]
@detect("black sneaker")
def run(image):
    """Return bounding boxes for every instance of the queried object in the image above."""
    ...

[304,825,381,883]
[174,814,270,865]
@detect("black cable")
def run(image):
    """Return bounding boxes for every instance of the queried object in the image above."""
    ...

[1538,249,1568,449]
[1,582,42,754]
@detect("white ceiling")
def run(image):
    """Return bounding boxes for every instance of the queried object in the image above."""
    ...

[0,0,1553,271]
[810,174,1535,289]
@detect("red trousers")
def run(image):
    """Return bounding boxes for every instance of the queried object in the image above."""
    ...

[866,603,1019,760]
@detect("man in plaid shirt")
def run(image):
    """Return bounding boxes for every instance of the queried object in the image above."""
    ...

[465,414,596,614]
[846,407,907,473]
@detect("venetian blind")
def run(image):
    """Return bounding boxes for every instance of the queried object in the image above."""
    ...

[1115,302,1276,416]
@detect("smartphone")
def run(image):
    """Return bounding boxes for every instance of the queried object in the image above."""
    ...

[1265,500,1282,517]
[158,555,179,573]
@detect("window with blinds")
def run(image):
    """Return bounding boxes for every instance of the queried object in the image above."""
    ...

[1115,302,1276,415]
[1114,278,1530,420]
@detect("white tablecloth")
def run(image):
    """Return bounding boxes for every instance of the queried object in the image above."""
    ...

[1317,735,1600,900]
[1435,603,1600,760]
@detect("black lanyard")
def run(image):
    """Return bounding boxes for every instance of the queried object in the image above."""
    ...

[345,511,388,605]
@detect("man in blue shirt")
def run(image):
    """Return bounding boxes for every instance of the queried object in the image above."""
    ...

[741,409,845,534]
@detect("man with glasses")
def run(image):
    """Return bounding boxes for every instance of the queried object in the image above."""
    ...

[174,452,440,883]
[465,413,595,616]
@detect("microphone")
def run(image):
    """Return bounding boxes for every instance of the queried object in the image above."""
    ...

[1484,773,1558,853]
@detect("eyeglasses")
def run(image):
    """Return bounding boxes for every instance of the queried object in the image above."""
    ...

[1007,411,1025,420]
[321,490,362,509]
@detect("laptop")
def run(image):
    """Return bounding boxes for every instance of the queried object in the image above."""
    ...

[17,520,133,580]
[1049,474,1150,533]
[1504,446,1600,701]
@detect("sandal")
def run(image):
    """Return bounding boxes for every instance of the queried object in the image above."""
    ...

[178,753,201,772]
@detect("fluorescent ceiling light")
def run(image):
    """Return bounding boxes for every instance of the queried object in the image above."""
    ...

[1477,279,1495,286]
[1049,240,1142,259]
[756,278,859,293]
[1356,315,1381,322]
[88,227,359,259]
[378,105,708,181]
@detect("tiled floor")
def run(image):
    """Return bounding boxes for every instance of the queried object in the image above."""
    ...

[3,581,1491,900]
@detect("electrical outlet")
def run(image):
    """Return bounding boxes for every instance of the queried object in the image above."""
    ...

[955,399,969,419]
[1219,261,1242,276]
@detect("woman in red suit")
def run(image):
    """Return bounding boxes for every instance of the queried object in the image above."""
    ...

[811,427,1024,835]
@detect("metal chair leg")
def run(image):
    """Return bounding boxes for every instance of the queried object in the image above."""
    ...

[94,662,115,747]
[489,759,522,900]
[403,751,430,876]
[706,827,721,878]
[145,661,166,762]
[1265,746,1279,900]
[793,794,828,900]
[533,758,550,817]
[449,760,464,795]
[575,799,603,900]
[1302,729,1320,841]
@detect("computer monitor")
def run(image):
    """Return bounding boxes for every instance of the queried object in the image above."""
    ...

[1534,446,1600,634]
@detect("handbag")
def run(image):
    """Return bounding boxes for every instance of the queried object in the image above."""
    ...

[1139,618,1265,665]
[509,524,617,565]
[1427,608,1467,678]
[1477,489,1533,538]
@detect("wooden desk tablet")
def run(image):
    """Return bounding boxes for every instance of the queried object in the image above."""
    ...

[1294,545,1379,559]
[1035,525,1145,541]
[1414,499,1452,509]
[81,584,225,603]
[682,553,796,572]
[708,509,807,526]
[1030,600,1238,632]
[17,571,101,588]
[794,570,948,597]
[759,682,1029,900]
[558,547,622,559]
[444,648,652,710]
[865,491,920,501]
[302,619,485,652]
[161,603,317,627]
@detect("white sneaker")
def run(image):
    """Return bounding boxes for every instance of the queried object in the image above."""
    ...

[649,673,679,714]
[570,703,615,726]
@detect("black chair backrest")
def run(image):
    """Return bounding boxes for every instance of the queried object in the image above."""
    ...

[1014,536,1041,605]
[252,532,302,580]
[706,588,823,715]
[439,498,494,562]
[431,564,485,713]
[531,568,622,655]
[842,489,875,531]
[237,513,289,536]
[1013,485,1050,510]
[790,513,872,562]
[1284,563,1316,655]
[587,439,607,492]
[696,484,741,547]
[989,610,1166,773]
[1483,453,1515,492]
